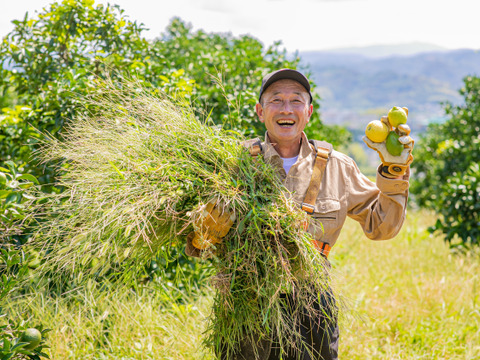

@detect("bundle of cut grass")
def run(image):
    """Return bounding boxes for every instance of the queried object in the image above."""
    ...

[31,77,337,358]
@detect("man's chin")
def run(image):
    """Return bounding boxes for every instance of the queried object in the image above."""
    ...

[272,126,297,135]
[268,132,302,144]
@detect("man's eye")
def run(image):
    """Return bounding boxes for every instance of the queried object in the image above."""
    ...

[271,99,282,103]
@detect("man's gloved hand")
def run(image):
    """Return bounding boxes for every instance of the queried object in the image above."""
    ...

[185,200,236,257]
[363,109,414,179]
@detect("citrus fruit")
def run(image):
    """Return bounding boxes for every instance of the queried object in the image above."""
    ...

[385,131,404,156]
[365,120,389,142]
[388,106,408,127]
[20,328,42,350]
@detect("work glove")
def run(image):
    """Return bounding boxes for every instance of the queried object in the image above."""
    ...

[363,108,414,179]
[185,199,236,257]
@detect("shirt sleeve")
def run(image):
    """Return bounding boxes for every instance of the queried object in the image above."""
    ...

[346,160,409,240]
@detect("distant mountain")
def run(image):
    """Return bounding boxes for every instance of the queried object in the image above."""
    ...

[300,47,480,132]
[305,42,449,59]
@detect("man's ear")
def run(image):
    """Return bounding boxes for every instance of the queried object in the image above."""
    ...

[255,103,265,123]
[307,103,313,122]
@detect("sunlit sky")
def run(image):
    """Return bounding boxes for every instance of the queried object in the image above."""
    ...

[1,0,479,52]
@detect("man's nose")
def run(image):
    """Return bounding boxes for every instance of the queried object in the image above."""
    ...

[280,101,293,113]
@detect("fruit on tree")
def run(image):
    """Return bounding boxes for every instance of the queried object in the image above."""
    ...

[365,120,389,142]
[387,106,408,127]
[20,328,42,350]
[385,131,404,156]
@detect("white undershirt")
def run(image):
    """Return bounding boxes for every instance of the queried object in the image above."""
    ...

[281,155,299,174]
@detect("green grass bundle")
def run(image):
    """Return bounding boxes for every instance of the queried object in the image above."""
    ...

[31,77,336,358]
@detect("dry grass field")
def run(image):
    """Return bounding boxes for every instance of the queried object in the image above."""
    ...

[5,210,480,359]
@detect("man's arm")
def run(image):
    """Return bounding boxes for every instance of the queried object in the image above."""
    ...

[346,159,409,240]
[349,107,413,239]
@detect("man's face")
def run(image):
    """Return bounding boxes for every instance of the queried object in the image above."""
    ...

[256,79,313,146]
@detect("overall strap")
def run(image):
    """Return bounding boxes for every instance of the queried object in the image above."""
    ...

[301,140,333,214]
[304,140,334,258]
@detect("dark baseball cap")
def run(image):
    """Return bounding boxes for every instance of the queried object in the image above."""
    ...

[258,68,313,103]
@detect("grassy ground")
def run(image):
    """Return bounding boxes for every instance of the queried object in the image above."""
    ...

[333,211,480,359]
[5,210,480,359]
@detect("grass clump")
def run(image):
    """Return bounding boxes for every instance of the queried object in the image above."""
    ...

[30,77,335,358]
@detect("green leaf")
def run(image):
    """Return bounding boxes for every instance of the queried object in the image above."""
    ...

[16,174,39,184]
[0,173,6,187]
[2,338,11,352]
[4,161,16,175]
[5,193,18,203]
[0,190,12,199]
[11,342,28,351]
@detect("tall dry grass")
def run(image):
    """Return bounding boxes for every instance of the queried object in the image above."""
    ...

[5,209,480,359]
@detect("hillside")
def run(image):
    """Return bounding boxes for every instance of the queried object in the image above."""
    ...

[301,48,480,132]
[307,42,449,59]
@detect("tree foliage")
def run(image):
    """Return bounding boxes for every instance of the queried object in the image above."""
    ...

[0,1,349,185]
[153,18,351,144]
[0,164,48,359]
[0,0,158,183]
[411,76,480,247]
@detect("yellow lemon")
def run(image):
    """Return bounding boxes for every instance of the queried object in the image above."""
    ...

[388,106,408,127]
[365,120,389,143]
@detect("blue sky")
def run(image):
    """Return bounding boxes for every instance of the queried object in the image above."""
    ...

[1,0,479,52]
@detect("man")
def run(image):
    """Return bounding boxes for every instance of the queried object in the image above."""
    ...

[187,69,413,359]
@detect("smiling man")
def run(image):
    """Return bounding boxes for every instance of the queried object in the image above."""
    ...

[248,69,412,360]
[188,68,413,360]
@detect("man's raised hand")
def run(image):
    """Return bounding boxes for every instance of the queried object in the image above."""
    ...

[363,107,414,179]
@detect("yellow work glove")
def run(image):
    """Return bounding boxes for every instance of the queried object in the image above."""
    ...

[185,200,236,257]
[363,107,414,179]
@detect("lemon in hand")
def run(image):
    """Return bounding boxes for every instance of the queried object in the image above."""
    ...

[388,106,408,127]
[365,120,389,142]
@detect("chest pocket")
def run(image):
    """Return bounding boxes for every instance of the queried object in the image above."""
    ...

[308,199,340,240]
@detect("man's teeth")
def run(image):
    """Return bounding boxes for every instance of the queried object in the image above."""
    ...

[277,120,295,126]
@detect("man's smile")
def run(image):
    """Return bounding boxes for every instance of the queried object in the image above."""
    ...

[277,119,295,127]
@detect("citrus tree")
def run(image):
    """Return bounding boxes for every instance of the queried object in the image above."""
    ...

[0,163,49,359]
[411,76,480,247]
[1,2,349,186]
[0,0,163,184]
[154,17,350,143]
